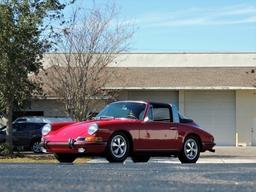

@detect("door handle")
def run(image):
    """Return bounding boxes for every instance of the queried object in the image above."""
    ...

[170,127,177,130]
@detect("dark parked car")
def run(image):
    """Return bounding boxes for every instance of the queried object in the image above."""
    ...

[0,116,73,153]
[0,122,46,153]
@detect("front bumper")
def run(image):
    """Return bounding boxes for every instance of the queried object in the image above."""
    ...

[202,142,216,152]
[41,139,107,154]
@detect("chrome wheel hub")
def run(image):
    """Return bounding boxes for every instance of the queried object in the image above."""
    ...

[184,138,198,160]
[32,142,42,153]
[111,135,127,158]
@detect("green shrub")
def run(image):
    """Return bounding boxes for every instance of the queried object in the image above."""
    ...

[0,143,13,156]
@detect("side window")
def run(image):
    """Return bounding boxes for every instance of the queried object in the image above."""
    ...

[139,109,146,120]
[33,123,45,130]
[26,123,37,131]
[26,123,44,131]
[172,105,180,123]
[152,107,171,122]
[14,123,27,132]
[147,106,154,121]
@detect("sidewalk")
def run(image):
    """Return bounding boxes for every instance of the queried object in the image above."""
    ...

[88,147,256,164]
[193,146,256,163]
[2,147,256,164]
[202,146,256,158]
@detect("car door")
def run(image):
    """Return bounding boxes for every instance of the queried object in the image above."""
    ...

[138,104,179,151]
[13,123,29,146]
[23,123,42,147]
[29,123,45,140]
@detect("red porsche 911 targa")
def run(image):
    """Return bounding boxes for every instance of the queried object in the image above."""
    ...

[41,101,215,163]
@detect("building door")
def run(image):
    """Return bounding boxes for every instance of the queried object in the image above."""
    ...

[184,91,236,146]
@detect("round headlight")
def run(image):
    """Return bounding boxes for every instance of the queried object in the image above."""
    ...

[42,124,52,136]
[88,123,98,135]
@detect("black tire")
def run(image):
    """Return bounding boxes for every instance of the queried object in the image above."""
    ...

[31,140,42,153]
[178,136,200,164]
[54,153,77,163]
[106,132,130,163]
[131,155,150,163]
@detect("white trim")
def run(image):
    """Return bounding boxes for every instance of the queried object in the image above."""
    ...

[33,96,112,100]
[104,86,256,90]
[44,53,256,68]
[45,52,256,55]
[33,96,59,100]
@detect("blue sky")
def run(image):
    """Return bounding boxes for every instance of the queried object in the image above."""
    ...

[66,0,256,52]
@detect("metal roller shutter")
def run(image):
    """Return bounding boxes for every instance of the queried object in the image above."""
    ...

[184,91,236,146]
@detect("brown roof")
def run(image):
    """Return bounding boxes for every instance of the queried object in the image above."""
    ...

[105,67,256,89]
[36,67,256,97]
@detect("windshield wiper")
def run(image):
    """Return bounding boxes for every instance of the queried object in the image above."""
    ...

[126,114,138,120]
[94,116,114,120]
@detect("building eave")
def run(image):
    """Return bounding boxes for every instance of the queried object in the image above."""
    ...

[104,86,256,90]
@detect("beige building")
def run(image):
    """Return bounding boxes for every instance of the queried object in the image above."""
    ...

[26,52,256,146]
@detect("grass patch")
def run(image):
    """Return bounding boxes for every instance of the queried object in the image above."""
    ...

[0,154,90,164]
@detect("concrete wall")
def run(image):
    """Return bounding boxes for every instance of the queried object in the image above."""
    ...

[118,91,129,100]
[236,90,256,146]
[126,90,179,107]
[27,99,107,117]
[27,99,67,117]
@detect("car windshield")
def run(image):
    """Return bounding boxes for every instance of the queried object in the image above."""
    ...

[96,102,146,120]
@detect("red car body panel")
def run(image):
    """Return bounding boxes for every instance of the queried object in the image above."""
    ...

[42,101,215,156]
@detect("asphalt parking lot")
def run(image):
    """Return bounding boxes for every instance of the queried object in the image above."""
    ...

[0,162,256,192]
[0,147,256,192]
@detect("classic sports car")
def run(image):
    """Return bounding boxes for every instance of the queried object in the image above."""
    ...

[41,101,215,163]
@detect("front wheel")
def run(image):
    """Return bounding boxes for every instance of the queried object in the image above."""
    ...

[178,136,200,163]
[54,153,77,163]
[31,140,42,153]
[106,132,130,163]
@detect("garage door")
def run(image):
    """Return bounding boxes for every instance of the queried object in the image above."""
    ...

[184,91,235,146]
[127,90,179,108]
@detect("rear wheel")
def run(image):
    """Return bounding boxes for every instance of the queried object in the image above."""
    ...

[54,153,77,163]
[106,132,130,163]
[131,155,150,163]
[31,140,42,153]
[178,136,200,163]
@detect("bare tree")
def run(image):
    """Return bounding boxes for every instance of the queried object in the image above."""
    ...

[44,3,133,121]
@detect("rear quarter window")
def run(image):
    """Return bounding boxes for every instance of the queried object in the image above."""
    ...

[153,107,171,122]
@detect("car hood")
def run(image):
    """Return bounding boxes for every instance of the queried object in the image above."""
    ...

[46,121,91,141]
[45,118,138,141]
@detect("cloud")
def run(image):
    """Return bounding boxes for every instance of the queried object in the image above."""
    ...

[218,5,256,16]
[128,4,256,27]
[149,18,207,27]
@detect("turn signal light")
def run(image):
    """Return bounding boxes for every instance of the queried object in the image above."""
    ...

[85,136,102,142]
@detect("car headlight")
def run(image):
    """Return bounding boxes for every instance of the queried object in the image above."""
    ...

[42,124,52,136]
[88,123,98,135]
